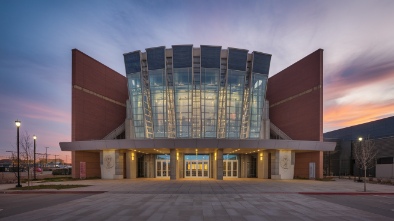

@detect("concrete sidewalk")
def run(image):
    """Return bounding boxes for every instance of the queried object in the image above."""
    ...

[1,179,394,221]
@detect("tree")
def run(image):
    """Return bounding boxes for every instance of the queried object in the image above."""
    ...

[20,131,34,186]
[353,137,378,192]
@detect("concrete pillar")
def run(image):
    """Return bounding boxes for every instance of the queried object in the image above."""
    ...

[271,150,295,180]
[170,149,178,180]
[100,150,116,179]
[212,153,217,179]
[178,152,184,178]
[216,149,223,180]
[148,154,155,178]
[257,150,269,179]
[126,150,137,179]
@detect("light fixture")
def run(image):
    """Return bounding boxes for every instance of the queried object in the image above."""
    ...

[15,120,22,187]
[33,135,37,180]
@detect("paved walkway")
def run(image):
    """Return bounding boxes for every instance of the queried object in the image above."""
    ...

[1,178,393,220]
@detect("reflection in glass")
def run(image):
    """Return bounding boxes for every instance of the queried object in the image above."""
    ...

[201,68,219,137]
[149,69,167,137]
[128,73,145,138]
[249,73,268,138]
[174,68,193,137]
[226,70,246,138]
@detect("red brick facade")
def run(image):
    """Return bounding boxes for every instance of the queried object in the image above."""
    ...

[72,49,128,141]
[266,49,324,178]
[266,49,323,141]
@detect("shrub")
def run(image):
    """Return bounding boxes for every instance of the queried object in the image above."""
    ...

[52,168,71,175]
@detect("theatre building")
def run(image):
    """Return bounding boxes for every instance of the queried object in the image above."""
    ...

[60,45,335,180]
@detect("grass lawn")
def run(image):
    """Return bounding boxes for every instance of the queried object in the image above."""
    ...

[9,184,90,190]
[38,177,75,183]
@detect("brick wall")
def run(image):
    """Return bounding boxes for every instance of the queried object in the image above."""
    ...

[72,151,101,179]
[266,49,323,141]
[267,49,324,178]
[72,49,128,141]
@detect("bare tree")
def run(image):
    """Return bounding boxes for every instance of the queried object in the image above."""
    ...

[20,131,34,186]
[353,137,378,192]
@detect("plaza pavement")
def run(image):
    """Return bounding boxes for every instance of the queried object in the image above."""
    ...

[1,178,394,220]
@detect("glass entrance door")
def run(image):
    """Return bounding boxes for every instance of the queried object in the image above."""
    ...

[156,155,170,178]
[223,155,238,178]
[185,155,209,178]
[223,160,238,177]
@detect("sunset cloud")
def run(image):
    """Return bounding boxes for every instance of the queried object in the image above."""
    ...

[1,0,394,157]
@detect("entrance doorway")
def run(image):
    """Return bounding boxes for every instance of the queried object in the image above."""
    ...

[223,155,238,178]
[156,155,170,178]
[184,155,209,178]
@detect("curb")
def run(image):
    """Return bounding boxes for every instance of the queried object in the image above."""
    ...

[2,191,106,194]
[299,192,394,195]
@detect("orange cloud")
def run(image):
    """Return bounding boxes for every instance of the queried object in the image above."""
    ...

[324,101,394,132]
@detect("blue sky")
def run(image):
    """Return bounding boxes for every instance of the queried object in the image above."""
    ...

[1,0,394,161]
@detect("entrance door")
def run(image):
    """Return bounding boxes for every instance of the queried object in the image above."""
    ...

[184,155,209,178]
[156,159,170,178]
[223,160,238,177]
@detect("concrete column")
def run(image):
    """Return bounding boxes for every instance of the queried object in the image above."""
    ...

[126,150,137,179]
[216,149,223,180]
[100,150,116,179]
[212,153,217,179]
[148,154,155,178]
[271,150,295,180]
[178,152,184,178]
[170,149,178,180]
[257,150,269,179]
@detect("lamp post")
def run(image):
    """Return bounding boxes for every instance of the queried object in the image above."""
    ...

[358,137,363,181]
[15,120,22,188]
[33,135,37,180]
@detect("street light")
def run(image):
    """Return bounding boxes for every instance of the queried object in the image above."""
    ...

[357,137,363,180]
[15,120,22,188]
[33,135,37,180]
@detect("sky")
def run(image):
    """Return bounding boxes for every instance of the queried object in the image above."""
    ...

[1,0,394,161]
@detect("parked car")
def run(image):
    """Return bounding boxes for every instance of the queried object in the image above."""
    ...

[35,167,42,172]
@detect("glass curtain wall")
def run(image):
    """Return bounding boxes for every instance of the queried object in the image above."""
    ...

[149,69,167,137]
[174,68,193,137]
[127,73,145,138]
[249,73,267,138]
[201,68,219,137]
[226,70,246,138]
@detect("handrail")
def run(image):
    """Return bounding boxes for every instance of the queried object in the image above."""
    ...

[103,122,125,140]
[270,122,292,140]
